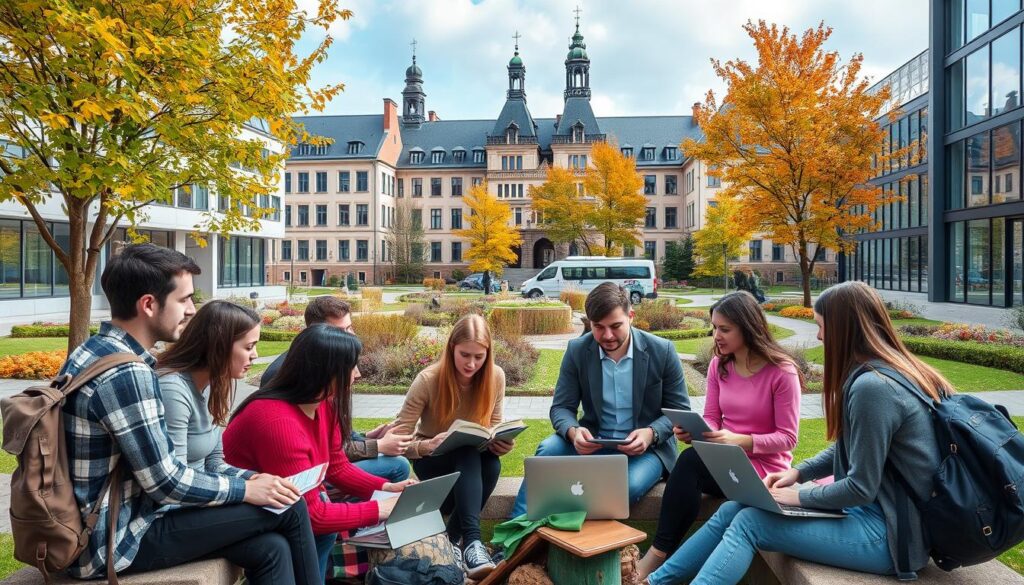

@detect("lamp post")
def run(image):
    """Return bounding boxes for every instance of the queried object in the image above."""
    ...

[722,243,728,292]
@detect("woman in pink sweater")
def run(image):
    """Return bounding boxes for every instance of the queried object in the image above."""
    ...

[636,291,802,580]
[224,324,414,581]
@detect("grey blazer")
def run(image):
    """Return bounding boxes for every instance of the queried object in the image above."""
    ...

[549,327,690,473]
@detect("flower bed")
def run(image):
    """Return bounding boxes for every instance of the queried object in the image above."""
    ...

[559,290,587,312]
[633,300,691,331]
[0,350,67,379]
[778,306,815,320]
[358,334,539,387]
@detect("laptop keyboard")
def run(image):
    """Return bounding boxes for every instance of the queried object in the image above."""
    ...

[779,504,807,513]
[353,522,386,538]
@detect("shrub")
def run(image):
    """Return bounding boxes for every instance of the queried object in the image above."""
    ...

[680,309,712,323]
[404,304,455,327]
[633,300,687,331]
[192,288,206,305]
[361,287,383,310]
[347,273,359,290]
[652,328,711,341]
[359,337,445,386]
[271,316,305,331]
[492,335,540,386]
[903,337,1024,375]
[327,275,343,287]
[888,309,917,319]
[559,289,588,312]
[351,314,418,353]
[488,305,573,336]
[10,323,99,338]
[343,297,365,312]
[778,306,815,320]
[884,299,922,319]
[0,350,67,379]
[260,310,281,326]
[632,318,651,331]
[451,269,466,282]
[260,329,297,341]
[898,324,940,337]
[1007,303,1024,331]
[423,278,446,291]
[225,295,258,309]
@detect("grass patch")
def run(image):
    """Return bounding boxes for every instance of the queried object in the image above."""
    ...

[673,324,796,355]
[256,340,292,357]
[512,349,564,395]
[0,337,69,358]
[674,297,692,305]
[0,533,23,579]
[801,347,1024,392]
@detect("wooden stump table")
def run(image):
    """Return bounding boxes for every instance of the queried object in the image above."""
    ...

[536,520,646,585]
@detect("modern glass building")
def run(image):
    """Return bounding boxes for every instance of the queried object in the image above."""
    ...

[931,0,1024,306]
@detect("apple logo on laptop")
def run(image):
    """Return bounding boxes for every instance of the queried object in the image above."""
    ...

[729,469,739,484]
[570,481,585,496]
[415,501,425,513]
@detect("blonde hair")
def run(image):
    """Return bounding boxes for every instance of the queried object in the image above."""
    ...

[435,314,498,428]
[815,281,951,440]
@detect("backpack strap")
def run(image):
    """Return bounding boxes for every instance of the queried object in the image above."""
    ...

[57,353,143,397]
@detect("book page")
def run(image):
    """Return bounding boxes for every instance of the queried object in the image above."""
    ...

[262,463,327,515]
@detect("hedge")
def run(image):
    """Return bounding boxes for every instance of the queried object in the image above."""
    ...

[11,324,99,338]
[260,329,298,342]
[902,336,1024,375]
[652,328,711,340]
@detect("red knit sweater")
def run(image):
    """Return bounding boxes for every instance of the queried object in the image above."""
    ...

[223,399,385,535]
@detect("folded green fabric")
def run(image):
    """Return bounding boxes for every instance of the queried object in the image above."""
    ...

[490,511,587,557]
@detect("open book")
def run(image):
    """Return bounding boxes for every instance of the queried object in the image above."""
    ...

[263,463,327,515]
[430,419,527,456]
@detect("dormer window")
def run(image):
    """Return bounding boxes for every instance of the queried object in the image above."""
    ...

[472,149,485,163]
[642,147,655,161]
[410,151,424,164]
[663,146,678,160]
[296,143,328,156]
[506,123,519,144]
[621,147,633,158]
[572,123,585,144]
[453,149,466,163]
[431,150,445,164]
[347,141,364,155]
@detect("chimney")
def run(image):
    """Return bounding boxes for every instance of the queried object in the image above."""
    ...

[383,98,398,132]
[691,102,701,119]
[428,110,440,122]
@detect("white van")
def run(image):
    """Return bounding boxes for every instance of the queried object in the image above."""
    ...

[519,256,658,304]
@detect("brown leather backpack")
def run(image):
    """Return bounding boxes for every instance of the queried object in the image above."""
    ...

[1,353,141,584]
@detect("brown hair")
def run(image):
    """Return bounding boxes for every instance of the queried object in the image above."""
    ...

[814,281,951,440]
[585,282,631,322]
[434,314,498,428]
[304,296,352,326]
[710,291,803,386]
[157,300,260,425]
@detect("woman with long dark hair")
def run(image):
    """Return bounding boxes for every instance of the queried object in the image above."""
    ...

[392,314,509,580]
[642,282,949,584]
[224,324,413,581]
[636,291,802,580]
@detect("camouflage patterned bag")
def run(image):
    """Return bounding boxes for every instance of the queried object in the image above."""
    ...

[365,533,463,585]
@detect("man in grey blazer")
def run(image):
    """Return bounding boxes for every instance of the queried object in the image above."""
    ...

[510,282,691,517]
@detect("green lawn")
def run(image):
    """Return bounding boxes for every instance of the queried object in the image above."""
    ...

[512,349,564,395]
[801,347,1024,392]
[0,337,69,358]
[673,324,795,355]
[256,340,292,357]
[0,534,22,579]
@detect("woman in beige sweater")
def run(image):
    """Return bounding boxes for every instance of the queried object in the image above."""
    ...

[393,314,510,579]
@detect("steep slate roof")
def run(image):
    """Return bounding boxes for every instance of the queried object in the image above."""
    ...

[599,116,704,166]
[555,97,601,135]
[491,100,539,138]
[397,119,493,169]
[290,115,386,160]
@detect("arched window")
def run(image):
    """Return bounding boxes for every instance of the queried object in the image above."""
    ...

[506,124,519,144]
[572,123,585,144]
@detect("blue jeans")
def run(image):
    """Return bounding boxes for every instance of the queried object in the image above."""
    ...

[647,501,894,585]
[313,531,338,582]
[353,455,411,483]
[510,433,664,518]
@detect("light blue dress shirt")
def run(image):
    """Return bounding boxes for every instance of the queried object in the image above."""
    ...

[598,338,634,439]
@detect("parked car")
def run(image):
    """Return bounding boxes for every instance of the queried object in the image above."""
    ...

[519,256,658,305]
[459,273,501,293]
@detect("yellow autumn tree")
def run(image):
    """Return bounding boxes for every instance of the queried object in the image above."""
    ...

[454,183,523,292]
[0,0,350,349]
[529,166,594,254]
[683,21,911,307]
[583,141,646,256]
[692,194,754,288]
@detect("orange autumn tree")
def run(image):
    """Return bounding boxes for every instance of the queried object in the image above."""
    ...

[583,141,646,255]
[684,21,910,307]
[454,182,523,292]
[530,165,595,254]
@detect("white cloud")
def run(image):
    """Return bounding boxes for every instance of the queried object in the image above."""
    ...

[304,0,929,119]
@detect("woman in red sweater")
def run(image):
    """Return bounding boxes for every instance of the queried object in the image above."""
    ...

[224,324,414,581]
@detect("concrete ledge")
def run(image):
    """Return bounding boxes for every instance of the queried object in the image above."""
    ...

[760,551,1024,584]
[2,559,241,585]
[480,477,723,521]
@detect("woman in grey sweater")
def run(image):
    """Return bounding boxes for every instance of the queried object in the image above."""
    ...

[644,281,950,585]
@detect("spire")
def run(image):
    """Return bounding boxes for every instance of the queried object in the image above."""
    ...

[402,39,425,127]
[564,7,591,100]
[491,29,537,142]
[507,31,525,99]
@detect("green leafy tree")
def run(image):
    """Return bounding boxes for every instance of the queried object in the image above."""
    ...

[662,236,695,282]
[0,0,350,349]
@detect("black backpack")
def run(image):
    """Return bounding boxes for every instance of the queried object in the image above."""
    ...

[862,366,1024,578]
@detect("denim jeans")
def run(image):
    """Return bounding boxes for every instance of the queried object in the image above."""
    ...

[353,455,411,483]
[510,433,664,518]
[313,532,338,582]
[647,501,894,585]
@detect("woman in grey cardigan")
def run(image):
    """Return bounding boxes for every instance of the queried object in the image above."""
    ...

[643,281,950,585]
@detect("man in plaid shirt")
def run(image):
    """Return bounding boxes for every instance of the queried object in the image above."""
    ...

[61,244,320,585]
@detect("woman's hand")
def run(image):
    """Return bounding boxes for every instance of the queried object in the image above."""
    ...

[377,496,398,521]
[424,431,450,454]
[382,479,418,493]
[763,468,800,489]
[243,474,300,508]
[488,439,515,456]
[702,429,753,451]
[672,425,692,444]
[365,420,398,440]
[769,487,802,507]
[376,428,413,456]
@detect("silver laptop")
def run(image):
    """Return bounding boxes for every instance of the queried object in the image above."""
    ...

[345,472,460,549]
[525,455,629,521]
[693,442,846,519]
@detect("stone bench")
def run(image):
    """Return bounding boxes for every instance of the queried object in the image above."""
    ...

[1,558,240,585]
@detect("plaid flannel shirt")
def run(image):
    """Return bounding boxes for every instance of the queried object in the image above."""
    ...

[61,323,247,578]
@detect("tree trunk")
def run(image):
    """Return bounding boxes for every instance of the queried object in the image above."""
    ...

[67,276,93,352]
[482,270,492,295]
[798,244,812,308]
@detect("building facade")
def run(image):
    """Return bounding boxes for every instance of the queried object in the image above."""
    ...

[272,23,837,286]
[0,120,286,323]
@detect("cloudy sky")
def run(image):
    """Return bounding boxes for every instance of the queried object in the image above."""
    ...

[295,0,929,119]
